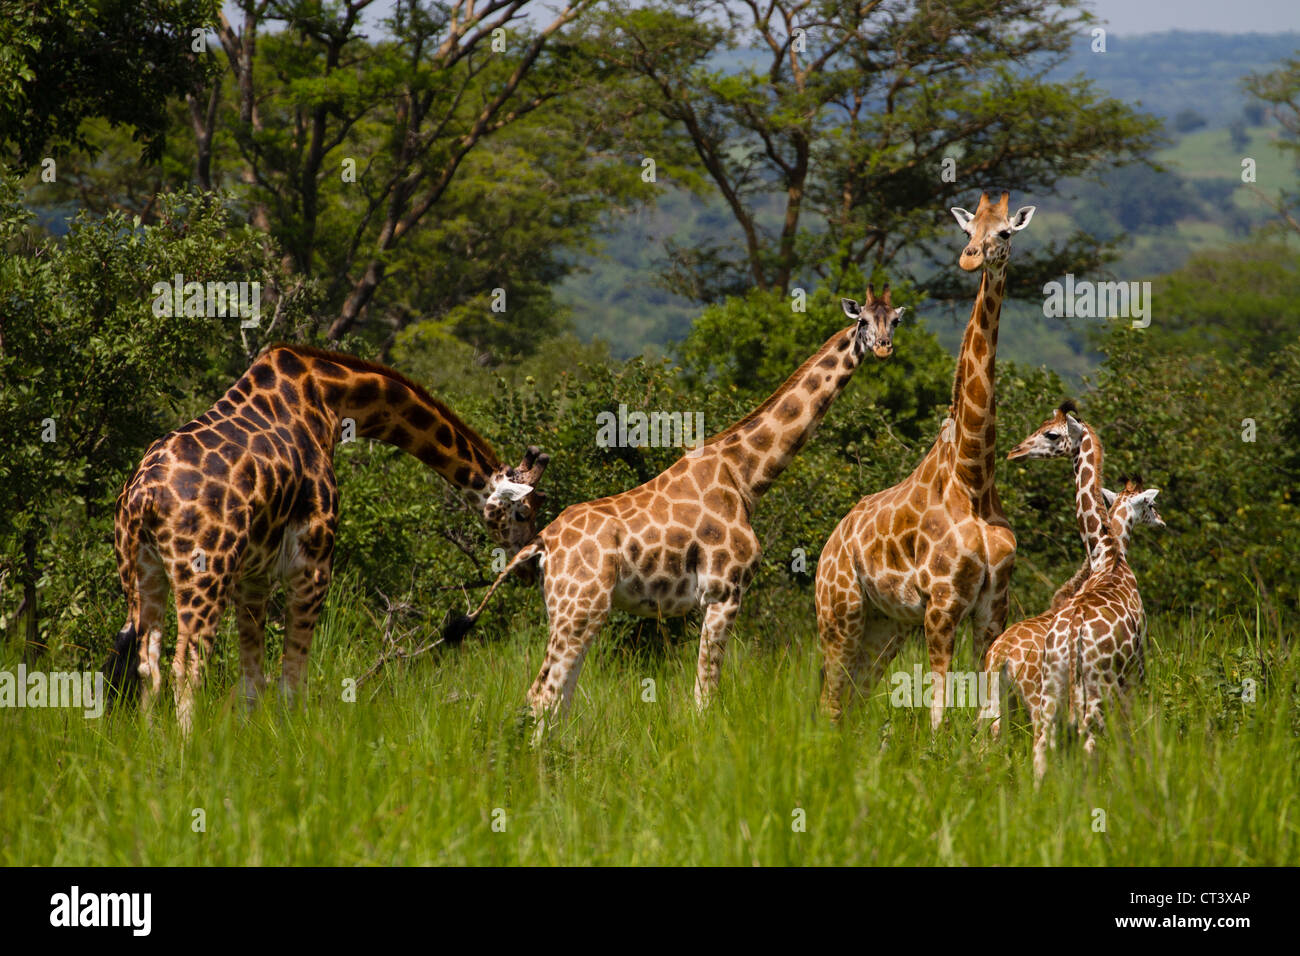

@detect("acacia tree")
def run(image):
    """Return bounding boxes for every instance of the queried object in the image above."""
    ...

[196,0,605,341]
[0,0,219,171]
[587,0,1162,303]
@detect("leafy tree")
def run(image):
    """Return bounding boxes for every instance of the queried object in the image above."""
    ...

[1243,54,1300,235]
[0,182,314,657]
[584,0,1162,304]
[0,0,219,170]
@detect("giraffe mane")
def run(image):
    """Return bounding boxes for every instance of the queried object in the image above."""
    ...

[266,342,502,468]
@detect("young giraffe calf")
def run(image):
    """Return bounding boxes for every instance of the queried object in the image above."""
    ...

[447,288,906,733]
[979,476,1165,736]
[1000,404,1159,779]
[106,344,550,733]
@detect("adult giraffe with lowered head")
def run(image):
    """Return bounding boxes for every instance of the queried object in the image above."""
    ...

[446,287,906,732]
[816,191,1035,727]
[105,343,550,733]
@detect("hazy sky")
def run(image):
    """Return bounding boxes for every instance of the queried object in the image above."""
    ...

[223,1,1299,36]
[1086,0,1298,34]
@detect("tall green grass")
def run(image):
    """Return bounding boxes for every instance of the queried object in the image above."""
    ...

[1,602,1294,865]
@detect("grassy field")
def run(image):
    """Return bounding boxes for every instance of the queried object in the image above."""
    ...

[2,598,1295,867]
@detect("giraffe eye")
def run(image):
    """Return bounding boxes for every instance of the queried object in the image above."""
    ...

[1045,431,1059,441]
[999,229,1011,239]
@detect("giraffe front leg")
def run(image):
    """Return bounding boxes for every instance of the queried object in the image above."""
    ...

[971,546,1014,669]
[280,564,331,708]
[694,592,741,710]
[1033,646,1068,781]
[278,521,335,708]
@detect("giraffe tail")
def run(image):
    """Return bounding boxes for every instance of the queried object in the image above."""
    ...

[102,482,146,704]
[442,539,546,645]
[102,622,140,704]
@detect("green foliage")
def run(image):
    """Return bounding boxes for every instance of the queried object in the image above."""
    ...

[585,0,1162,304]
[0,182,314,655]
[0,0,219,170]
[0,606,1294,865]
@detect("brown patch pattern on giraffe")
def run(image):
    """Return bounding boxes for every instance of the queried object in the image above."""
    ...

[1000,406,1158,779]
[815,192,1036,728]
[447,289,906,735]
[105,343,549,733]
[980,475,1165,737]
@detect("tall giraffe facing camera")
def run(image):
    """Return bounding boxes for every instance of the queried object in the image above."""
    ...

[816,191,1035,727]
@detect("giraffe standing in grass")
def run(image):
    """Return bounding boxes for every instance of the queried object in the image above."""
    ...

[816,191,1035,727]
[446,287,907,731]
[106,343,550,733]
[1001,404,1158,779]
[980,475,1165,737]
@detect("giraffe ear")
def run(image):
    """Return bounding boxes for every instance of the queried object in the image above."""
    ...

[1139,488,1160,504]
[488,480,533,504]
[1101,488,1118,508]
[1065,415,1086,443]
[892,307,907,323]
[951,207,975,233]
[841,298,862,320]
[1010,205,1036,231]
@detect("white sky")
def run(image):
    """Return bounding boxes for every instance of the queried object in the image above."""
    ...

[1085,0,1298,34]
[223,1,1299,36]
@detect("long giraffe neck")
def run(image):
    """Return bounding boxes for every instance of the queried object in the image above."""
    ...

[1072,425,1121,573]
[1051,499,1138,611]
[263,344,500,495]
[948,265,1007,499]
[703,325,865,505]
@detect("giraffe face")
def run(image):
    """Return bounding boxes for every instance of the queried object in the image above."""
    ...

[951,191,1035,272]
[1006,403,1084,461]
[482,446,550,559]
[841,283,907,359]
[1103,484,1165,529]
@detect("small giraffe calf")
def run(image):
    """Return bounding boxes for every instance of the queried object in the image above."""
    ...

[979,477,1165,736]
[1000,404,1159,779]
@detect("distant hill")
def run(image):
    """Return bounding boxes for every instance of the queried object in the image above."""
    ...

[1045,31,1300,128]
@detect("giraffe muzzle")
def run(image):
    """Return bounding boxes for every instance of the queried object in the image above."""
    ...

[872,344,893,359]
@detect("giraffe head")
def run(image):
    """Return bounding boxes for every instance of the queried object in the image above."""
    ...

[481,445,550,556]
[1103,477,1165,530]
[839,283,907,359]
[1005,400,1085,461]
[950,191,1036,272]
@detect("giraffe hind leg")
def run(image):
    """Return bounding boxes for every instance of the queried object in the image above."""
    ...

[527,573,611,743]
